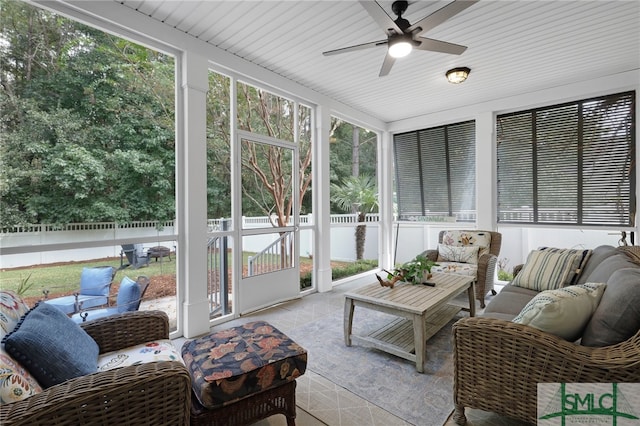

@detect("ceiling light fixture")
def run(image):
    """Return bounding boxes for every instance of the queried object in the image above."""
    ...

[446,67,471,84]
[388,35,413,58]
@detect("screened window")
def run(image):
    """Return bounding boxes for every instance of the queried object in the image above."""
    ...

[497,91,635,226]
[393,121,476,222]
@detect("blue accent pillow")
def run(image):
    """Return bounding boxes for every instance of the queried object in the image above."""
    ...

[117,276,141,313]
[1,302,99,388]
[80,266,113,297]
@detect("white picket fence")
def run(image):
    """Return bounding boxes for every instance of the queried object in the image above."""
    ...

[0,215,626,270]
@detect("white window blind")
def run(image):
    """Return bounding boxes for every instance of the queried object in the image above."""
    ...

[497,91,636,226]
[393,121,476,221]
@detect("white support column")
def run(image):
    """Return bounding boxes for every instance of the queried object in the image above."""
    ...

[475,111,496,230]
[379,130,394,270]
[178,51,210,338]
[314,106,332,292]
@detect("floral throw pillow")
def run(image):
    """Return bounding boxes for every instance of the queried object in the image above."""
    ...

[440,231,492,258]
[0,350,42,404]
[437,244,480,264]
[0,291,30,340]
[97,339,183,372]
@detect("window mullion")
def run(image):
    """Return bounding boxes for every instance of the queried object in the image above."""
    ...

[444,127,452,216]
[577,103,584,225]
[416,131,426,216]
[532,111,539,223]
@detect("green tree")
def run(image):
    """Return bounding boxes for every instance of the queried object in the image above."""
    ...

[1,1,175,226]
[330,174,378,260]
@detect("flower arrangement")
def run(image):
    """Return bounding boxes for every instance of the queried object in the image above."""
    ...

[375,254,439,288]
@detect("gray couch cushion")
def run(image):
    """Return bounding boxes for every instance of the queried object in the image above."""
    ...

[575,245,618,285]
[482,285,538,319]
[581,268,640,347]
[581,252,637,283]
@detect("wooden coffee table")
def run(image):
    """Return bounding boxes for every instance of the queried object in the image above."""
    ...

[343,273,475,373]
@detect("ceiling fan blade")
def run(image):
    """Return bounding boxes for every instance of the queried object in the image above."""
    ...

[407,0,478,36]
[379,52,396,77]
[323,39,388,56]
[415,37,467,55]
[359,0,403,36]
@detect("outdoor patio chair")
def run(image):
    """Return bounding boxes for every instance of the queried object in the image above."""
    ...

[44,266,116,314]
[120,243,151,270]
[421,230,502,308]
[71,275,150,323]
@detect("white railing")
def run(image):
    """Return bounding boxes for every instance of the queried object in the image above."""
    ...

[2,220,175,234]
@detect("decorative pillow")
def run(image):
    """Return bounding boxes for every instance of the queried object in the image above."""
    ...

[0,350,42,403]
[539,247,592,285]
[116,276,141,313]
[97,339,183,372]
[80,266,113,297]
[440,231,492,257]
[575,245,618,285]
[1,303,99,388]
[0,291,30,340]
[512,282,606,341]
[437,244,480,264]
[581,268,640,347]
[511,249,581,291]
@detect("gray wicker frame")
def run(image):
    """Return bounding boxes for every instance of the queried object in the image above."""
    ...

[0,311,191,426]
[452,318,640,425]
[422,230,502,308]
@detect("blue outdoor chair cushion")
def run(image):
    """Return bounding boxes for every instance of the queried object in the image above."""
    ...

[117,276,141,313]
[1,302,99,388]
[71,276,142,323]
[80,266,113,296]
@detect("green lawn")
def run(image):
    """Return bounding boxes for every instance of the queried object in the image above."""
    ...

[0,258,177,299]
[0,255,376,299]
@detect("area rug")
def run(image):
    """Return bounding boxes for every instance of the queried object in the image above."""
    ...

[288,307,462,426]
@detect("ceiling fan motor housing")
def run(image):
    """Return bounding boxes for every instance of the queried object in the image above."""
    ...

[392,1,411,31]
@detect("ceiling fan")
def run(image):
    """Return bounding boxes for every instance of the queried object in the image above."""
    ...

[322,0,478,77]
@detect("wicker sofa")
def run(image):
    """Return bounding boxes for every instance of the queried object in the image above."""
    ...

[0,305,191,426]
[452,245,640,425]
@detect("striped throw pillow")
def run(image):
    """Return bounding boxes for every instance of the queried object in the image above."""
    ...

[539,247,592,285]
[511,249,581,291]
[513,282,606,341]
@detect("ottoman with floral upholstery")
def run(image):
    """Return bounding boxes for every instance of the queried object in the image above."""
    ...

[182,321,307,426]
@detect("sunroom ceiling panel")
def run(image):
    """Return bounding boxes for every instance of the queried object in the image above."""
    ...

[112,0,639,123]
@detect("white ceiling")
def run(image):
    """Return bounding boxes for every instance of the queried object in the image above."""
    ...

[93,1,640,123]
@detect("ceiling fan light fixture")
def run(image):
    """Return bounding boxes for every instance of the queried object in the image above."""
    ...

[388,35,413,58]
[446,67,471,84]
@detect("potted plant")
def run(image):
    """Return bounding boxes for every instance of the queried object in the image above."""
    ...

[375,254,439,288]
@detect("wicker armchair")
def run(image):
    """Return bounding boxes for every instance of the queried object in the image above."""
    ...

[452,316,640,425]
[422,230,501,308]
[0,311,191,426]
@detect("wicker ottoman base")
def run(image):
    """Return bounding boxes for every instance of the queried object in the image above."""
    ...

[190,380,297,426]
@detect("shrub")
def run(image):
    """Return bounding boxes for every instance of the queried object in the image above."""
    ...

[299,259,379,289]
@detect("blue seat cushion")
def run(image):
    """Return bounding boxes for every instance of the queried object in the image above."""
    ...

[45,294,109,315]
[1,303,99,388]
[70,307,119,324]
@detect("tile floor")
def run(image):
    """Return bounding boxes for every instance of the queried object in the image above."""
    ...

[173,280,532,426]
